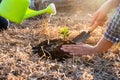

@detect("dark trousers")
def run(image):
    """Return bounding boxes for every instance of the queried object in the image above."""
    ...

[0,0,9,31]
[0,16,9,31]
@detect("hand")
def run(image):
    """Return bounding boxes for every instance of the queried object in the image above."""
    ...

[61,43,97,56]
[90,0,113,27]
[90,8,108,27]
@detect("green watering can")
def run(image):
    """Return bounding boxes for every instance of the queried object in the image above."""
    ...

[0,0,56,23]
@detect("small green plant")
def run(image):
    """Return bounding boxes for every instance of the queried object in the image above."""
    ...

[59,27,70,41]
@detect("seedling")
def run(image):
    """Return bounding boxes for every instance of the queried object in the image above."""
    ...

[59,27,70,41]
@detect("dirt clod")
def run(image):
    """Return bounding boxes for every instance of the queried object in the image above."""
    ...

[32,39,74,60]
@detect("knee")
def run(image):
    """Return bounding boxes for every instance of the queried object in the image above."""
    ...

[0,16,9,31]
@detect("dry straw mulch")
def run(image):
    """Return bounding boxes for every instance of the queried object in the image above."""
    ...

[0,12,120,80]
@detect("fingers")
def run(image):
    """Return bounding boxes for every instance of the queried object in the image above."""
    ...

[76,42,85,45]
[90,11,108,27]
[61,45,78,52]
[69,52,85,56]
[90,11,99,26]
[96,15,107,26]
[61,44,85,54]
[69,53,79,56]
[61,44,81,48]
[61,43,95,56]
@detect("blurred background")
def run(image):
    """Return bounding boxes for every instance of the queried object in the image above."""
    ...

[30,0,106,13]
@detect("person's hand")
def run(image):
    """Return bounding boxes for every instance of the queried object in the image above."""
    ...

[90,0,114,27]
[90,8,108,27]
[61,43,97,56]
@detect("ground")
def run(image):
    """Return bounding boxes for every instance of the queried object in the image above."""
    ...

[0,1,120,80]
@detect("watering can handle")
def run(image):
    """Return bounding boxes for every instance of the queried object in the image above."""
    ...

[89,23,98,33]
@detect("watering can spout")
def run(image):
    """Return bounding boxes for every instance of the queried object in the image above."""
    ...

[24,3,56,19]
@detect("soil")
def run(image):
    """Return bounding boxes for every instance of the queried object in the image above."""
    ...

[32,39,74,60]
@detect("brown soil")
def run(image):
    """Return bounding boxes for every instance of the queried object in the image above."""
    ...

[32,39,74,60]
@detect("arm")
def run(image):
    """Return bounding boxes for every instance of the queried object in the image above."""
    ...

[61,0,120,56]
[91,0,120,26]
[94,36,113,53]
[90,0,120,53]
[61,37,113,56]
[110,0,120,8]
[99,0,120,11]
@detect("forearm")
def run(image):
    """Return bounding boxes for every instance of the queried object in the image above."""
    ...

[94,36,114,53]
[110,0,120,8]
[98,0,120,13]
